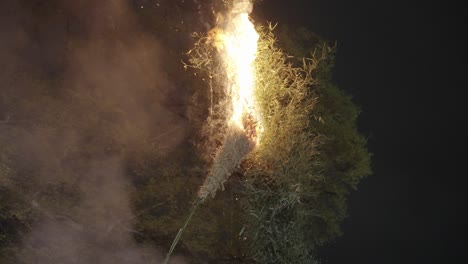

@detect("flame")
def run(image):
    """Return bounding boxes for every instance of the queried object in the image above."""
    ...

[216,1,262,143]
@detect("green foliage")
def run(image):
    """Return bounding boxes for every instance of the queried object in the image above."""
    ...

[274,25,323,59]
[312,50,372,191]
[276,26,372,242]
[184,20,371,262]
[238,25,324,263]
[239,25,372,263]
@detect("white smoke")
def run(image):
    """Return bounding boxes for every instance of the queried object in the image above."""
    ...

[0,0,190,263]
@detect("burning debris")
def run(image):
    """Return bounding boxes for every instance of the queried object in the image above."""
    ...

[163,0,261,262]
[199,0,260,200]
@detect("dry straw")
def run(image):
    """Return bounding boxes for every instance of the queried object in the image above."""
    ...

[198,125,254,201]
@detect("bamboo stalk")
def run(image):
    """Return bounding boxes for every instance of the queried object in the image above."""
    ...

[162,197,202,264]
[163,125,253,263]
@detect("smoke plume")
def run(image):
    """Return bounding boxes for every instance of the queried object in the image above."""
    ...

[0,0,191,263]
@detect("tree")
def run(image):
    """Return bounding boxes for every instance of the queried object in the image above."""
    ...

[239,25,372,263]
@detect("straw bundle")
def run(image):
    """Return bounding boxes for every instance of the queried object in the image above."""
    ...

[198,125,254,201]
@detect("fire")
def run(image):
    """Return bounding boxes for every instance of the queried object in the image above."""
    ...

[216,0,262,143]
[163,4,264,262]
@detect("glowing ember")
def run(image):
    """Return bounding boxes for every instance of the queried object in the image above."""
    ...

[217,0,262,143]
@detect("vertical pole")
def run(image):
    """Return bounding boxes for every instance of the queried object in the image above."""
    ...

[162,197,202,264]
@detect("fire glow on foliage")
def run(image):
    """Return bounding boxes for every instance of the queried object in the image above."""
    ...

[163,1,262,263]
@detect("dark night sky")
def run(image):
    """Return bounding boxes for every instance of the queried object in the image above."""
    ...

[258,0,467,263]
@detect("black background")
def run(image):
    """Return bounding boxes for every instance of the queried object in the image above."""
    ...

[258,0,467,263]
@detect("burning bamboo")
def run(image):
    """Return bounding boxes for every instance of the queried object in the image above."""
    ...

[163,1,260,263]
[197,0,261,201]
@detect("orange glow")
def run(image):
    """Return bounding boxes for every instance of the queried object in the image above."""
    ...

[217,3,262,143]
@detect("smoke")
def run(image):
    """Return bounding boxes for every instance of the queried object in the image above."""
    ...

[0,0,190,263]
[17,158,164,264]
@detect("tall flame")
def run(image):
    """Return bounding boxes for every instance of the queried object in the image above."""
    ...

[217,1,262,143]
